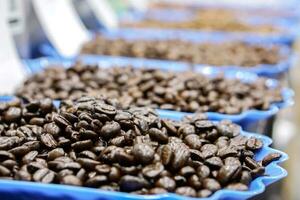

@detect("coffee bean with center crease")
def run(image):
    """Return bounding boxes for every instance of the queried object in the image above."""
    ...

[33,168,55,183]
[4,107,21,122]
[100,121,121,139]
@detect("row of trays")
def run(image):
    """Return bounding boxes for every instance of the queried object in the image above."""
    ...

[3,3,298,199]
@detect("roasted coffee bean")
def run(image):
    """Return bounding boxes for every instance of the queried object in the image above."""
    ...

[246,137,263,150]
[201,144,218,159]
[15,169,31,181]
[48,148,65,161]
[174,175,187,186]
[0,165,11,176]
[95,164,111,174]
[4,107,21,122]
[79,150,97,160]
[41,133,57,148]
[142,162,164,179]
[2,159,17,170]
[217,165,240,184]
[198,189,212,198]
[53,115,70,127]
[0,136,20,150]
[251,167,265,179]
[9,146,31,157]
[203,178,221,191]
[170,142,190,170]
[61,175,82,186]
[119,175,149,192]
[160,145,173,165]
[245,157,260,169]
[44,123,60,137]
[197,165,210,179]
[226,183,248,191]
[262,153,281,166]
[148,128,168,144]
[175,186,196,197]
[108,166,121,182]
[100,121,121,139]
[205,156,223,169]
[0,151,15,161]
[218,146,238,158]
[179,166,195,177]
[77,158,100,170]
[155,176,176,191]
[22,151,38,164]
[132,143,155,164]
[184,134,202,150]
[148,187,168,194]
[240,170,252,185]
[188,175,202,190]
[33,168,55,183]
[85,175,108,187]
[71,140,93,152]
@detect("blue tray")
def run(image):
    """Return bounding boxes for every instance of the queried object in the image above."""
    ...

[0,96,289,200]
[39,28,296,78]
[23,57,294,126]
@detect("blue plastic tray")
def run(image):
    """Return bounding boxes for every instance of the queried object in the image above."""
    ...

[39,28,296,78]
[0,96,289,200]
[23,57,294,126]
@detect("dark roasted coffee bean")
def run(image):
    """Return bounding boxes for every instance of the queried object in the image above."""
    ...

[2,159,17,170]
[226,183,248,191]
[53,115,70,127]
[251,166,265,179]
[119,175,149,192]
[22,151,38,164]
[61,175,82,186]
[33,168,55,183]
[175,186,196,197]
[174,175,187,186]
[76,168,86,180]
[197,165,210,179]
[142,162,164,179]
[245,157,260,169]
[44,123,60,137]
[205,156,223,169]
[4,107,21,122]
[0,165,11,176]
[198,189,212,198]
[240,170,252,185]
[203,178,221,191]
[71,140,93,152]
[218,146,238,158]
[201,144,218,159]
[148,128,168,144]
[160,145,173,165]
[0,151,15,161]
[132,143,154,164]
[95,164,111,174]
[9,146,31,157]
[217,165,240,184]
[0,136,20,150]
[184,134,202,150]
[41,133,57,148]
[15,169,31,181]
[100,121,121,139]
[188,174,202,189]
[155,176,176,191]
[170,142,190,170]
[262,153,281,166]
[179,166,195,177]
[148,187,168,194]
[48,148,65,161]
[85,175,108,187]
[78,150,97,160]
[108,166,121,182]
[246,137,263,150]
[77,158,100,170]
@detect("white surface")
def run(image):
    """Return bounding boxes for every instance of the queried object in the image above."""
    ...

[32,0,90,57]
[128,0,149,12]
[0,0,26,94]
[86,0,118,29]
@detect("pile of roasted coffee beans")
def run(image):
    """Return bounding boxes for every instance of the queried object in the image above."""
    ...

[81,37,282,67]
[0,97,282,197]
[123,10,282,33]
[16,64,283,114]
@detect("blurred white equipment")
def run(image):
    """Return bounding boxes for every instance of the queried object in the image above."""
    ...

[0,0,26,94]
[32,0,90,57]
